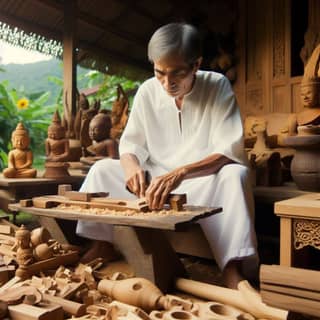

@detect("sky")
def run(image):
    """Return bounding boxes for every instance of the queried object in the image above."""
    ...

[0,40,52,64]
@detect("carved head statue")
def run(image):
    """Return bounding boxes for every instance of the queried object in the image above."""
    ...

[301,43,320,108]
[11,122,30,151]
[89,111,112,142]
[48,110,66,140]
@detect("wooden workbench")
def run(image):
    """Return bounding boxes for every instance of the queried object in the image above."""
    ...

[0,172,85,214]
[9,202,221,292]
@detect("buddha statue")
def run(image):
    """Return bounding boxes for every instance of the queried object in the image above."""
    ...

[81,111,119,167]
[281,44,320,191]
[2,122,37,178]
[43,110,70,178]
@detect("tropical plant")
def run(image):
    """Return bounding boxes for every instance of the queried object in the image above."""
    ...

[78,70,141,109]
[0,80,57,169]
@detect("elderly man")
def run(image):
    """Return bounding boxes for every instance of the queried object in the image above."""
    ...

[77,22,258,289]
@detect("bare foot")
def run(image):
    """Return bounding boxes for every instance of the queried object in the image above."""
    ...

[80,240,120,264]
[222,260,244,289]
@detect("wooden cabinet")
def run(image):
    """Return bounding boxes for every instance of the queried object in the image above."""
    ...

[234,0,320,117]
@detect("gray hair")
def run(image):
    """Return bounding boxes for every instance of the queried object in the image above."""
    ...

[147,23,202,64]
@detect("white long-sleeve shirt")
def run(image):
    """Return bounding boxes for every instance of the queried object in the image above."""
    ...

[119,70,247,171]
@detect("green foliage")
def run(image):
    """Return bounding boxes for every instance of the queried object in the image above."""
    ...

[0,80,57,169]
[0,60,143,171]
[81,71,141,109]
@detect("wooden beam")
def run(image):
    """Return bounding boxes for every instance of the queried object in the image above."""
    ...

[63,0,77,139]
[33,0,147,46]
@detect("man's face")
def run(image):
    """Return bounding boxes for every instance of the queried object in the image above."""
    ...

[154,54,201,99]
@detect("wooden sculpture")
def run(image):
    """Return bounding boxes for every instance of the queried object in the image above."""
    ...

[81,111,119,167]
[110,84,129,140]
[97,277,164,312]
[248,122,282,186]
[283,43,320,191]
[2,122,37,178]
[43,110,70,178]
[15,225,34,267]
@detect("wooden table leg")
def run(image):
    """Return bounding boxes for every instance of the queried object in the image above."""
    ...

[113,225,186,293]
[37,216,69,244]
[279,217,293,266]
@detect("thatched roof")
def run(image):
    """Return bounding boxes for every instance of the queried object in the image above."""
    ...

[0,0,238,80]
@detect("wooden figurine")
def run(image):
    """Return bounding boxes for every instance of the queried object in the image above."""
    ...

[248,123,282,186]
[81,111,119,167]
[43,110,70,178]
[15,225,33,267]
[2,123,37,178]
[110,84,129,140]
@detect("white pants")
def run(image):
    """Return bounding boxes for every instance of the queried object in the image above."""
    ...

[76,159,258,270]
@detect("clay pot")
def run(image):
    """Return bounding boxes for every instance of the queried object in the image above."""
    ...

[33,243,54,261]
[97,277,163,312]
[283,135,320,191]
[30,227,51,247]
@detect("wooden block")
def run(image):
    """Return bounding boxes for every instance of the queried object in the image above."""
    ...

[8,303,63,320]
[19,199,33,207]
[58,184,72,196]
[260,264,320,292]
[168,194,187,211]
[0,224,11,234]
[65,191,109,201]
[43,293,87,317]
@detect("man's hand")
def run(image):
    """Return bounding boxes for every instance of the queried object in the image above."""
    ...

[146,167,186,210]
[125,168,147,198]
[120,153,147,198]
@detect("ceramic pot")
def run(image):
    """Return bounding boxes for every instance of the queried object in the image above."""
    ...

[284,135,320,191]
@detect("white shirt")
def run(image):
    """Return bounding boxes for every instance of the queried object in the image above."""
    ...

[119,70,247,171]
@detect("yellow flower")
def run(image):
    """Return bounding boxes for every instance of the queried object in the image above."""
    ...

[16,98,29,110]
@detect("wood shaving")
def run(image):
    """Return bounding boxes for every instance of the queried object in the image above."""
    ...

[56,204,190,217]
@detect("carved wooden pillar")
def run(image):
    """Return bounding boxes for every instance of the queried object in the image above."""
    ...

[63,0,77,139]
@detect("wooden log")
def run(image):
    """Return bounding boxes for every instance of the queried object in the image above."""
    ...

[175,278,288,320]
[8,303,63,320]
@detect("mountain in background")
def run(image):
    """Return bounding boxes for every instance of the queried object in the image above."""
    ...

[0,59,92,104]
